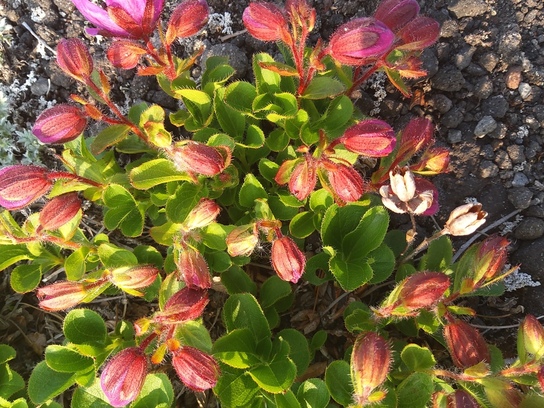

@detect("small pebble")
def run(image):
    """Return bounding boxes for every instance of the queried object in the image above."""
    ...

[479,160,499,178]
[495,150,513,170]
[448,0,488,18]
[519,82,532,100]
[505,66,523,89]
[508,187,534,209]
[474,116,498,137]
[506,145,526,164]
[514,218,544,240]
[447,129,463,144]
[512,172,529,187]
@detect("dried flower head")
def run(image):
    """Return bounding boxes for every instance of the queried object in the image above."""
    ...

[445,203,487,236]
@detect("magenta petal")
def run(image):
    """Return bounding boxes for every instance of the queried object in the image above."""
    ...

[374,0,420,32]
[72,0,131,37]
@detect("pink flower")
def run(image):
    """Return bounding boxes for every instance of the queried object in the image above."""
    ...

[226,224,259,257]
[328,17,395,65]
[36,281,89,311]
[396,16,440,51]
[183,198,221,230]
[0,165,52,210]
[271,236,306,283]
[373,0,420,33]
[32,104,87,144]
[38,192,82,232]
[71,0,165,38]
[243,2,291,43]
[172,346,219,391]
[165,0,209,45]
[56,38,93,81]
[101,347,148,407]
[337,119,396,157]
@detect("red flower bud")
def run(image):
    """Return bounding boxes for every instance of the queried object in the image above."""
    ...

[328,18,395,65]
[321,161,364,204]
[396,16,440,51]
[475,235,509,283]
[0,165,52,210]
[288,156,317,201]
[271,236,306,283]
[107,40,147,69]
[101,347,148,407]
[338,119,396,157]
[172,346,220,391]
[170,142,231,177]
[38,192,82,232]
[444,320,490,369]
[56,38,93,81]
[519,315,544,357]
[398,271,450,310]
[183,198,221,230]
[154,287,209,324]
[243,2,290,43]
[397,117,434,161]
[445,390,479,408]
[374,0,420,33]
[175,248,212,289]
[285,0,316,32]
[351,332,391,405]
[32,104,87,144]
[445,203,487,236]
[36,281,89,311]
[109,265,159,294]
[411,147,450,175]
[226,223,259,257]
[165,0,209,45]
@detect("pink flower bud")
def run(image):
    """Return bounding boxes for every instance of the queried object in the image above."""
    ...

[445,203,487,236]
[328,18,395,66]
[109,265,159,293]
[36,281,89,311]
[107,40,147,69]
[226,223,259,257]
[374,0,420,33]
[101,347,148,407]
[338,119,396,157]
[411,147,450,175]
[0,165,52,210]
[183,198,221,230]
[472,235,509,286]
[32,104,87,144]
[519,315,544,357]
[398,271,450,310]
[56,38,93,81]
[396,16,440,51]
[271,236,306,283]
[175,248,212,289]
[444,320,490,369]
[170,142,231,177]
[321,161,364,204]
[38,192,82,232]
[243,2,290,43]
[288,156,317,201]
[154,287,208,324]
[351,332,391,405]
[165,0,209,45]
[172,346,220,391]
[285,0,316,32]
[445,390,479,408]
[397,117,434,161]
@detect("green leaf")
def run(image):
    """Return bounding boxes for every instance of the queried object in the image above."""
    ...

[103,184,144,237]
[215,87,246,138]
[384,66,411,97]
[419,235,452,272]
[0,345,15,364]
[165,183,204,223]
[239,174,268,208]
[65,247,90,281]
[177,320,213,353]
[341,206,389,257]
[213,329,261,369]
[149,221,183,246]
[268,196,299,221]
[224,81,257,113]
[329,253,373,291]
[223,294,271,343]
[71,378,111,408]
[91,124,131,154]
[301,77,345,99]
[130,158,192,189]
[253,53,281,93]
[319,95,354,137]
[10,263,41,293]
[320,202,370,247]
[265,129,289,152]
[304,252,332,286]
[258,158,280,183]
[260,276,292,309]
[239,124,265,149]
[45,345,94,373]
[367,244,396,284]
[297,378,330,408]
[97,243,138,268]
[221,266,258,295]
[201,223,230,250]
[248,352,296,393]
[325,360,353,406]
[400,344,436,371]
[289,211,316,239]
[63,309,107,345]
[277,329,311,377]
[175,88,213,126]
[132,373,174,408]
[309,189,334,213]
[0,245,30,270]
[396,372,434,408]
[215,367,259,407]
[28,361,77,405]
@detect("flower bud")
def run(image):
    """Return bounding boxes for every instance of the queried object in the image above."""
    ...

[170,142,231,177]
[101,347,148,408]
[351,332,391,405]
[472,235,509,286]
[107,40,147,69]
[445,203,487,236]
[445,390,479,408]
[288,156,317,201]
[321,161,364,204]
[328,18,395,65]
[227,223,259,257]
[165,0,209,45]
[175,247,212,289]
[373,0,420,33]
[109,265,159,294]
[338,119,396,157]
[396,16,440,51]
[285,0,316,32]
[183,198,221,230]
[397,117,434,161]
[444,320,490,369]
[36,281,89,311]
[390,167,416,202]
[271,236,306,283]
[482,379,522,408]
[0,165,52,210]
[242,2,290,43]
[32,104,87,144]
[519,315,544,357]
[56,38,93,81]
[411,147,450,175]
[172,346,220,391]
[398,271,450,310]
[38,192,82,232]
[153,287,208,324]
